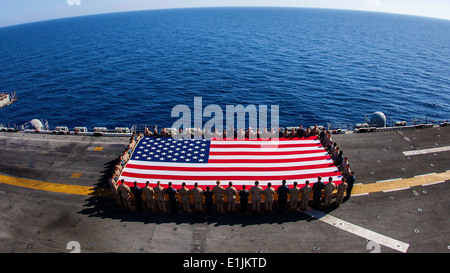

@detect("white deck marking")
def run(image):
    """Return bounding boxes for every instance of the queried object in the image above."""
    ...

[403,146,450,156]
[422,180,446,187]
[376,178,403,183]
[414,173,437,178]
[302,209,410,253]
[352,193,369,197]
[383,187,410,193]
[0,135,126,145]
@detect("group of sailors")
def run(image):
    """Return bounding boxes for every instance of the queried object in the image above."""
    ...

[111,132,144,184]
[108,125,356,213]
[143,124,325,140]
[109,175,355,214]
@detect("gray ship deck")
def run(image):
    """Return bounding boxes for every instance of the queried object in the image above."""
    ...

[0,126,449,253]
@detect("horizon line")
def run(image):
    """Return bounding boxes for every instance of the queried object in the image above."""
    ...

[1,6,449,29]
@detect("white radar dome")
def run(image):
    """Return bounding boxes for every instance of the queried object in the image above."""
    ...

[30,119,43,130]
[369,112,387,128]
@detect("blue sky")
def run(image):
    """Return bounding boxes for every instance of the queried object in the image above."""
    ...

[1,0,449,28]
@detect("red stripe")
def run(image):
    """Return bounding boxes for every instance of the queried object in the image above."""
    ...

[125,162,335,172]
[121,170,340,182]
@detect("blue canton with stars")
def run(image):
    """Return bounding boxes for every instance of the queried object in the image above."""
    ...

[131,137,211,163]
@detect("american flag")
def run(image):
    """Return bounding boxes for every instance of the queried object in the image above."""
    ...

[119,136,341,190]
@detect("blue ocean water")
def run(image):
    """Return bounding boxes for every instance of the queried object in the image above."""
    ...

[0,7,449,129]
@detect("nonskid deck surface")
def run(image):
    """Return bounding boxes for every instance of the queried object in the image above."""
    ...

[332,126,450,184]
[0,126,449,253]
[0,132,130,186]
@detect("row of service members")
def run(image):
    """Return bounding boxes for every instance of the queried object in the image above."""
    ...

[112,132,144,180]
[109,176,355,213]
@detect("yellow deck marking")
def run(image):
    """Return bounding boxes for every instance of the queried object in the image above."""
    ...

[0,171,448,198]
[94,147,103,151]
[0,175,110,197]
[70,172,83,179]
[350,170,450,195]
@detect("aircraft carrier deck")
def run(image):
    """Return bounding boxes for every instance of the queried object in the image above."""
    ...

[0,125,449,254]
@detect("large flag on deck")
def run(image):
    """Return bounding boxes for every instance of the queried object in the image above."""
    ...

[119,136,342,189]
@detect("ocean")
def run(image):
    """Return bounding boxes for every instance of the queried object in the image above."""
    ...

[0,7,449,129]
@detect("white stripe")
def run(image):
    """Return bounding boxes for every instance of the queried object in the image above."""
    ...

[403,146,450,156]
[414,172,437,178]
[376,178,403,183]
[123,167,339,177]
[211,140,320,145]
[383,187,410,193]
[351,193,369,197]
[126,159,333,168]
[302,209,409,253]
[422,180,446,186]
[209,152,329,160]
[210,146,323,152]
